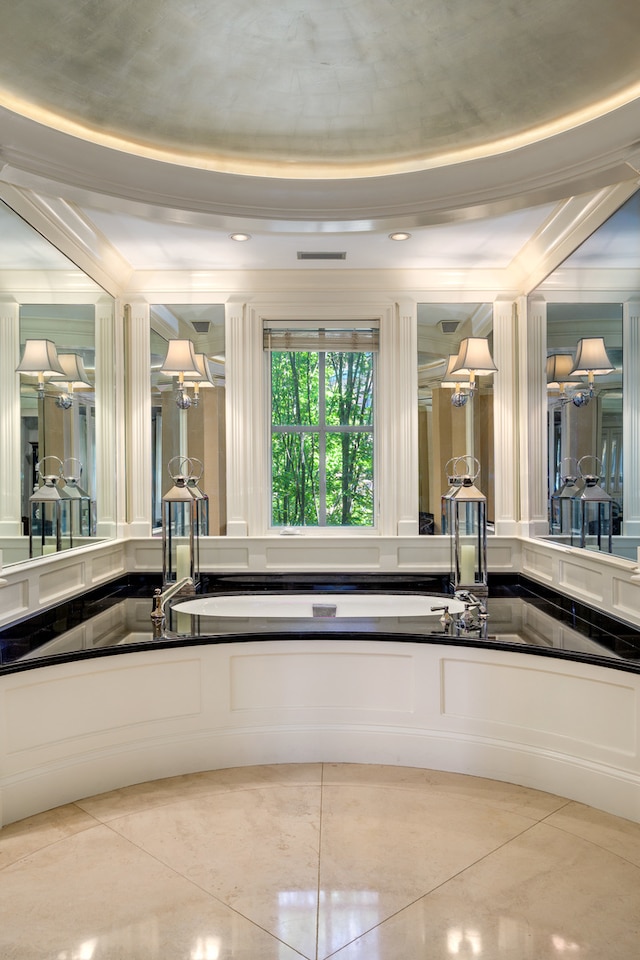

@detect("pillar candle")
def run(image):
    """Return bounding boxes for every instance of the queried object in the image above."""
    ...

[176,542,191,581]
[460,543,475,584]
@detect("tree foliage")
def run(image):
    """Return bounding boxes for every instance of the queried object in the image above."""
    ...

[271,350,374,526]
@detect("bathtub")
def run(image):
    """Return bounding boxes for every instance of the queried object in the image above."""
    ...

[172,592,466,620]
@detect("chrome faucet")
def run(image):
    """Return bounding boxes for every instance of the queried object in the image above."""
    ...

[150,577,195,637]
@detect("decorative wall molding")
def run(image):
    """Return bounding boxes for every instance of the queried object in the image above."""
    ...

[2,638,639,829]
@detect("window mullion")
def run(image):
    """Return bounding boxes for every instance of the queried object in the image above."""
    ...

[319,352,327,524]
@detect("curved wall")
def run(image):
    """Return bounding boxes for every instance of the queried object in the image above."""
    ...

[2,637,639,827]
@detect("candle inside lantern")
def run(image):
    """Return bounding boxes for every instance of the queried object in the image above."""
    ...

[176,542,191,581]
[460,543,475,584]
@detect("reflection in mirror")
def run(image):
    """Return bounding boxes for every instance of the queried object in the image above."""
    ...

[0,198,115,565]
[150,305,226,535]
[19,306,97,557]
[532,189,640,558]
[546,304,623,551]
[417,303,494,534]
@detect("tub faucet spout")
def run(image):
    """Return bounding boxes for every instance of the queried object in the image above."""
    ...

[150,577,195,637]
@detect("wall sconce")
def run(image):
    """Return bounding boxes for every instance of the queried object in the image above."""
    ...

[449,338,497,406]
[49,353,92,409]
[568,337,614,406]
[160,339,202,409]
[546,354,583,402]
[16,339,65,398]
[441,354,472,407]
[183,354,215,407]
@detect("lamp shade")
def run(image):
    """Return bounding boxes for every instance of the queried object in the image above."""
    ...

[450,338,497,376]
[184,353,215,388]
[16,339,65,376]
[569,338,614,376]
[546,353,583,388]
[49,353,92,388]
[441,353,471,386]
[160,339,202,377]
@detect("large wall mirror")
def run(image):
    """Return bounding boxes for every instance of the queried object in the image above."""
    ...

[0,199,116,565]
[417,303,495,534]
[532,188,640,558]
[150,305,226,535]
[545,303,623,550]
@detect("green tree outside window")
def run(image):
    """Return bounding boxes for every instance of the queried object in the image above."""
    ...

[271,350,374,526]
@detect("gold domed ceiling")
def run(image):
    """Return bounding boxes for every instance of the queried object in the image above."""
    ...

[2,0,640,179]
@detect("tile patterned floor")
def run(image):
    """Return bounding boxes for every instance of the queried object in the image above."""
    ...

[1,764,640,959]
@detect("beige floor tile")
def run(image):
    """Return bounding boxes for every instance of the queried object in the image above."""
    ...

[322,763,569,819]
[317,781,536,957]
[327,820,640,960]
[0,823,305,960]
[76,762,323,822]
[545,798,640,866]
[0,803,97,869]
[3,765,639,960]
[108,783,322,958]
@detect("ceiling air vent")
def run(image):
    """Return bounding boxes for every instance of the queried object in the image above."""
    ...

[297,251,347,260]
[439,319,460,334]
[192,321,211,334]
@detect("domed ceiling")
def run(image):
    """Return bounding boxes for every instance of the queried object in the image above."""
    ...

[2,0,640,180]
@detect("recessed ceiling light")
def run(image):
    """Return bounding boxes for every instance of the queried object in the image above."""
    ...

[389,232,412,241]
[229,233,251,241]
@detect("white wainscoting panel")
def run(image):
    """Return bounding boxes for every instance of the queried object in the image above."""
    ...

[229,650,415,713]
[2,640,640,829]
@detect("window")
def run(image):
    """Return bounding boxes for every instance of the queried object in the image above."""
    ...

[266,323,377,527]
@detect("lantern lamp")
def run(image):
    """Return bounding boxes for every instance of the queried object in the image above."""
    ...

[29,456,73,557]
[571,456,613,552]
[549,458,579,536]
[448,457,488,595]
[60,458,95,538]
[162,457,200,590]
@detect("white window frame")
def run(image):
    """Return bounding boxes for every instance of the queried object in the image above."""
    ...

[225,301,418,537]
[266,328,377,530]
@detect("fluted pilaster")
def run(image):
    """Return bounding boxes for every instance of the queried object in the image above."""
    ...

[623,302,640,535]
[125,301,152,536]
[520,296,549,535]
[225,303,263,535]
[0,304,22,536]
[377,302,418,535]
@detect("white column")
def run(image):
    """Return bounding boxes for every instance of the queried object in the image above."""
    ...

[94,297,118,538]
[492,299,519,536]
[623,302,640,536]
[125,301,152,537]
[377,302,418,536]
[0,304,22,536]
[519,296,549,536]
[225,303,264,536]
